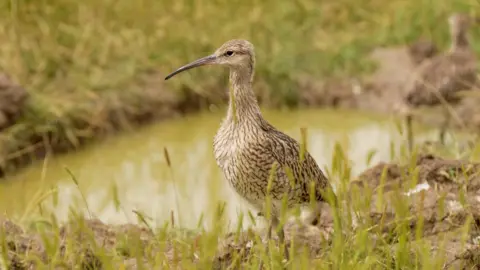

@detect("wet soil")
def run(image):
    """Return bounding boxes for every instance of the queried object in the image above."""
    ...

[1,154,478,269]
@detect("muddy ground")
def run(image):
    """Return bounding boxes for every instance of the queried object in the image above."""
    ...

[348,153,480,269]
[0,154,478,269]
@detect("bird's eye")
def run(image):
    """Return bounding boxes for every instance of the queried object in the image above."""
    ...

[225,51,234,57]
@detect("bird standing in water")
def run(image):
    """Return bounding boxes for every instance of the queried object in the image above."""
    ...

[165,39,335,265]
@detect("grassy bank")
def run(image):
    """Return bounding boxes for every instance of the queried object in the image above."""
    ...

[0,0,479,175]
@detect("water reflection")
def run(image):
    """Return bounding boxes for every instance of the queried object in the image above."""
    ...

[0,109,439,229]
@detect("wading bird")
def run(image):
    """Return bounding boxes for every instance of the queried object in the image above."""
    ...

[165,39,336,266]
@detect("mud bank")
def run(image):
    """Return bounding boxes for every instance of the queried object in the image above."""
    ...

[215,154,480,269]
[1,155,478,269]
[349,154,480,269]
[1,39,479,178]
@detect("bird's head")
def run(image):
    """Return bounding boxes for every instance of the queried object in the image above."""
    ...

[448,13,475,36]
[165,39,255,80]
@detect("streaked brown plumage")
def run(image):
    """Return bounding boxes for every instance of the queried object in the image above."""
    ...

[405,13,478,106]
[165,39,333,263]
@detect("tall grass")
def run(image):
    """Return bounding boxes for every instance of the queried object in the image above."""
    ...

[0,136,478,269]
[3,0,478,92]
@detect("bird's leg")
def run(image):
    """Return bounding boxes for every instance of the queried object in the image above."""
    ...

[258,199,276,270]
[258,217,273,270]
[271,216,289,262]
[258,215,289,270]
[276,220,289,262]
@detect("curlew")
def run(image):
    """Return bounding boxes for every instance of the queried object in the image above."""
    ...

[405,13,477,106]
[407,37,438,65]
[402,13,478,147]
[165,39,335,263]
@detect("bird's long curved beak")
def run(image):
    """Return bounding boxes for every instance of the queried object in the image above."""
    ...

[165,54,217,80]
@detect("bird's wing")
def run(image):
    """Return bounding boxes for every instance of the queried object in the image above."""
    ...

[261,126,329,202]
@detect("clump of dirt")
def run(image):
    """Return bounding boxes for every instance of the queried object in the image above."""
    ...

[352,153,480,194]
[296,76,361,109]
[0,73,28,132]
[357,45,422,114]
[0,217,166,269]
[348,154,480,267]
[295,38,442,116]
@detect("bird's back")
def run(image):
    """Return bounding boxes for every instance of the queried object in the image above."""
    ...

[264,125,330,203]
[213,117,330,214]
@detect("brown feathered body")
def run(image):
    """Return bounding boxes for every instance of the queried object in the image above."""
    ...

[405,14,477,106]
[214,109,329,216]
[212,40,329,218]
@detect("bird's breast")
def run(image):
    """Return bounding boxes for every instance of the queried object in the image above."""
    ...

[213,124,240,170]
[212,122,260,178]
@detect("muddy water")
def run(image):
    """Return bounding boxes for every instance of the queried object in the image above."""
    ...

[0,108,440,230]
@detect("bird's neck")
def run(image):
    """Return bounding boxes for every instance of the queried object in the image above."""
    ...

[450,31,469,52]
[226,67,262,125]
